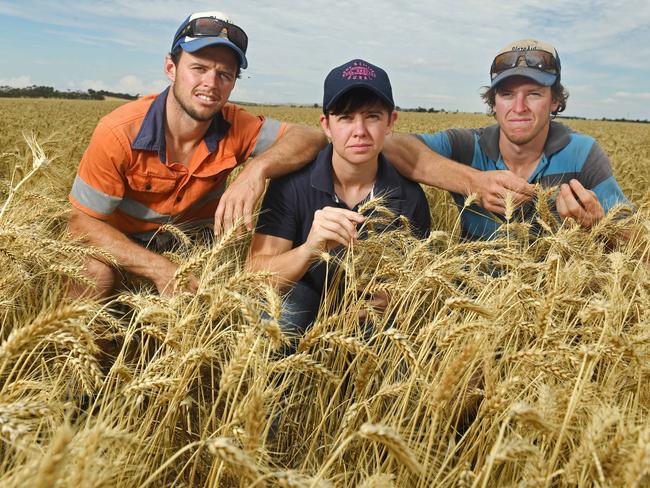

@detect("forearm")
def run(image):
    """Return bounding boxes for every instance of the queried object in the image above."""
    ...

[68,208,173,283]
[383,132,478,195]
[246,244,315,291]
[214,124,328,233]
[248,124,327,180]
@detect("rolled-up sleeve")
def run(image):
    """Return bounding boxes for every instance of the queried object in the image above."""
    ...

[68,121,127,219]
[578,141,632,213]
[251,117,283,157]
[225,104,287,162]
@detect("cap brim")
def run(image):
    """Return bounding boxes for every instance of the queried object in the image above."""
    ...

[179,37,248,69]
[490,67,557,88]
[325,82,395,112]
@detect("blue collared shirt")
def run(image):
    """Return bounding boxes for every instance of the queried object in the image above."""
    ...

[418,122,631,240]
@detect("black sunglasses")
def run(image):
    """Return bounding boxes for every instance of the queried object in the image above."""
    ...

[172,17,248,54]
[490,50,559,80]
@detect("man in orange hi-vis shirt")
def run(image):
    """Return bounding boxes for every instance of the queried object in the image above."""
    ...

[68,11,326,297]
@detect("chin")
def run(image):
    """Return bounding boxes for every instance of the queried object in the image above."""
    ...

[189,107,221,122]
[504,130,535,145]
[509,137,534,145]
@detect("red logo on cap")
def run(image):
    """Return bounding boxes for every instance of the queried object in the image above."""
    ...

[342,61,376,81]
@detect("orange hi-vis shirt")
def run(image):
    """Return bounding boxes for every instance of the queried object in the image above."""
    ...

[69,88,285,238]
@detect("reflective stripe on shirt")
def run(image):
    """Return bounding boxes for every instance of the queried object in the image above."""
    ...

[129,217,215,241]
[70,175,122,215]
[185,184,226,212]
[251,118,282,157]
[117,198,171,223]
[118,182,227,224]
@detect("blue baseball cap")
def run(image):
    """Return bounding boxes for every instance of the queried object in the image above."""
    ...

[323,59,394,113]
[171,11,248,69]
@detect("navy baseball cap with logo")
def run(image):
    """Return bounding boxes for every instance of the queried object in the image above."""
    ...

[171,11,248,69]
[323,59,394,113]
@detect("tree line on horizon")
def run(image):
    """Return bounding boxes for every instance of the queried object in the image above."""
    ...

[0,85,138,101]
[1,85,646,123]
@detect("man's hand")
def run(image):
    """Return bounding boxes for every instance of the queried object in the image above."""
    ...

[357,290,390,321]
[368,290,390,311]
[214,164,265,235]
[214,123,327,236]
[68,208,200,299]
[556,179,604,228]
[304,207,365,255]
[150,255,199,296]
[469,170,536,214]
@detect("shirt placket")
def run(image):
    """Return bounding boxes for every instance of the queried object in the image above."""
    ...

[173,144,211,207]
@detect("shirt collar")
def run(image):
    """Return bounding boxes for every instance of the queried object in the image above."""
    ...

[310,144,337,195]
[543,121,572,155]
[131,87,232,163]
[375,151,404,200]
[479,121,572,162]
[309,144,403,201]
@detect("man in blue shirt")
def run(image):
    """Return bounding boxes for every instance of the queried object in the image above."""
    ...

[383,39,630,240]
[246,59,430,336]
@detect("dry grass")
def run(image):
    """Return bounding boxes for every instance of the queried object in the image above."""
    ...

[0,98,649,486]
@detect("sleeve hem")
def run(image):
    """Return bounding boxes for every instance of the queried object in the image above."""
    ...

[68,195,112,221]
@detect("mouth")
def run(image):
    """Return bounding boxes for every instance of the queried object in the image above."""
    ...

[195,93,218,104]
[507,118,533,129]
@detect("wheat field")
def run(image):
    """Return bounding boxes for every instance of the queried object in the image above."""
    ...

[0,98,649,487]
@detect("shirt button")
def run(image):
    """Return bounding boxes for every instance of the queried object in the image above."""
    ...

[145,184,152,191]
[176,196,182,203]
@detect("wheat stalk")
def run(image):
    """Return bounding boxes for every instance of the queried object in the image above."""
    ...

[358,423,423,475]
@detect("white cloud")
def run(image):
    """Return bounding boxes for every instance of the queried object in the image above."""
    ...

[114,75,167,95]
[68,75,167,96]
[613,91,650,101]
[565,84,596,96]
[76,79,110,91]
[0,75,33,87]
[2,1,649,118]
[43,28,139,48]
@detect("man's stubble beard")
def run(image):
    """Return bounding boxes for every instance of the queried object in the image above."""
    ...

[172,83,221,122]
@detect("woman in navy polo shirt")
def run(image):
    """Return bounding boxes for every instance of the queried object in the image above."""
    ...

[246,59,431,340]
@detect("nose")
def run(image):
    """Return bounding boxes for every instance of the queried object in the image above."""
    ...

[351,116,368,137]
[513,92,527,113]
[201,70,220,89]
[205,74,217,88]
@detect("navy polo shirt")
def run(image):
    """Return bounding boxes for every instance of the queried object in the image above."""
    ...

[256,144,431,296]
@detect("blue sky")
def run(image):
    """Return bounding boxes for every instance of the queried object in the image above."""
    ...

[1,0,649,120]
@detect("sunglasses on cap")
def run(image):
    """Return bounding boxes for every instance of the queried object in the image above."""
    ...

[490,49,559,80]
[172,17,248,54]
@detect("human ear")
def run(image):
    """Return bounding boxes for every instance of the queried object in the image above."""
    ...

[319,114,332,139]
[550,98,560,114]
[164,55,176,83]
[386,111,398,133]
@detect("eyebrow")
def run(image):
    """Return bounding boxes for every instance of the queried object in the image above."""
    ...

[498,85,545,92]
[188,61,235,72]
